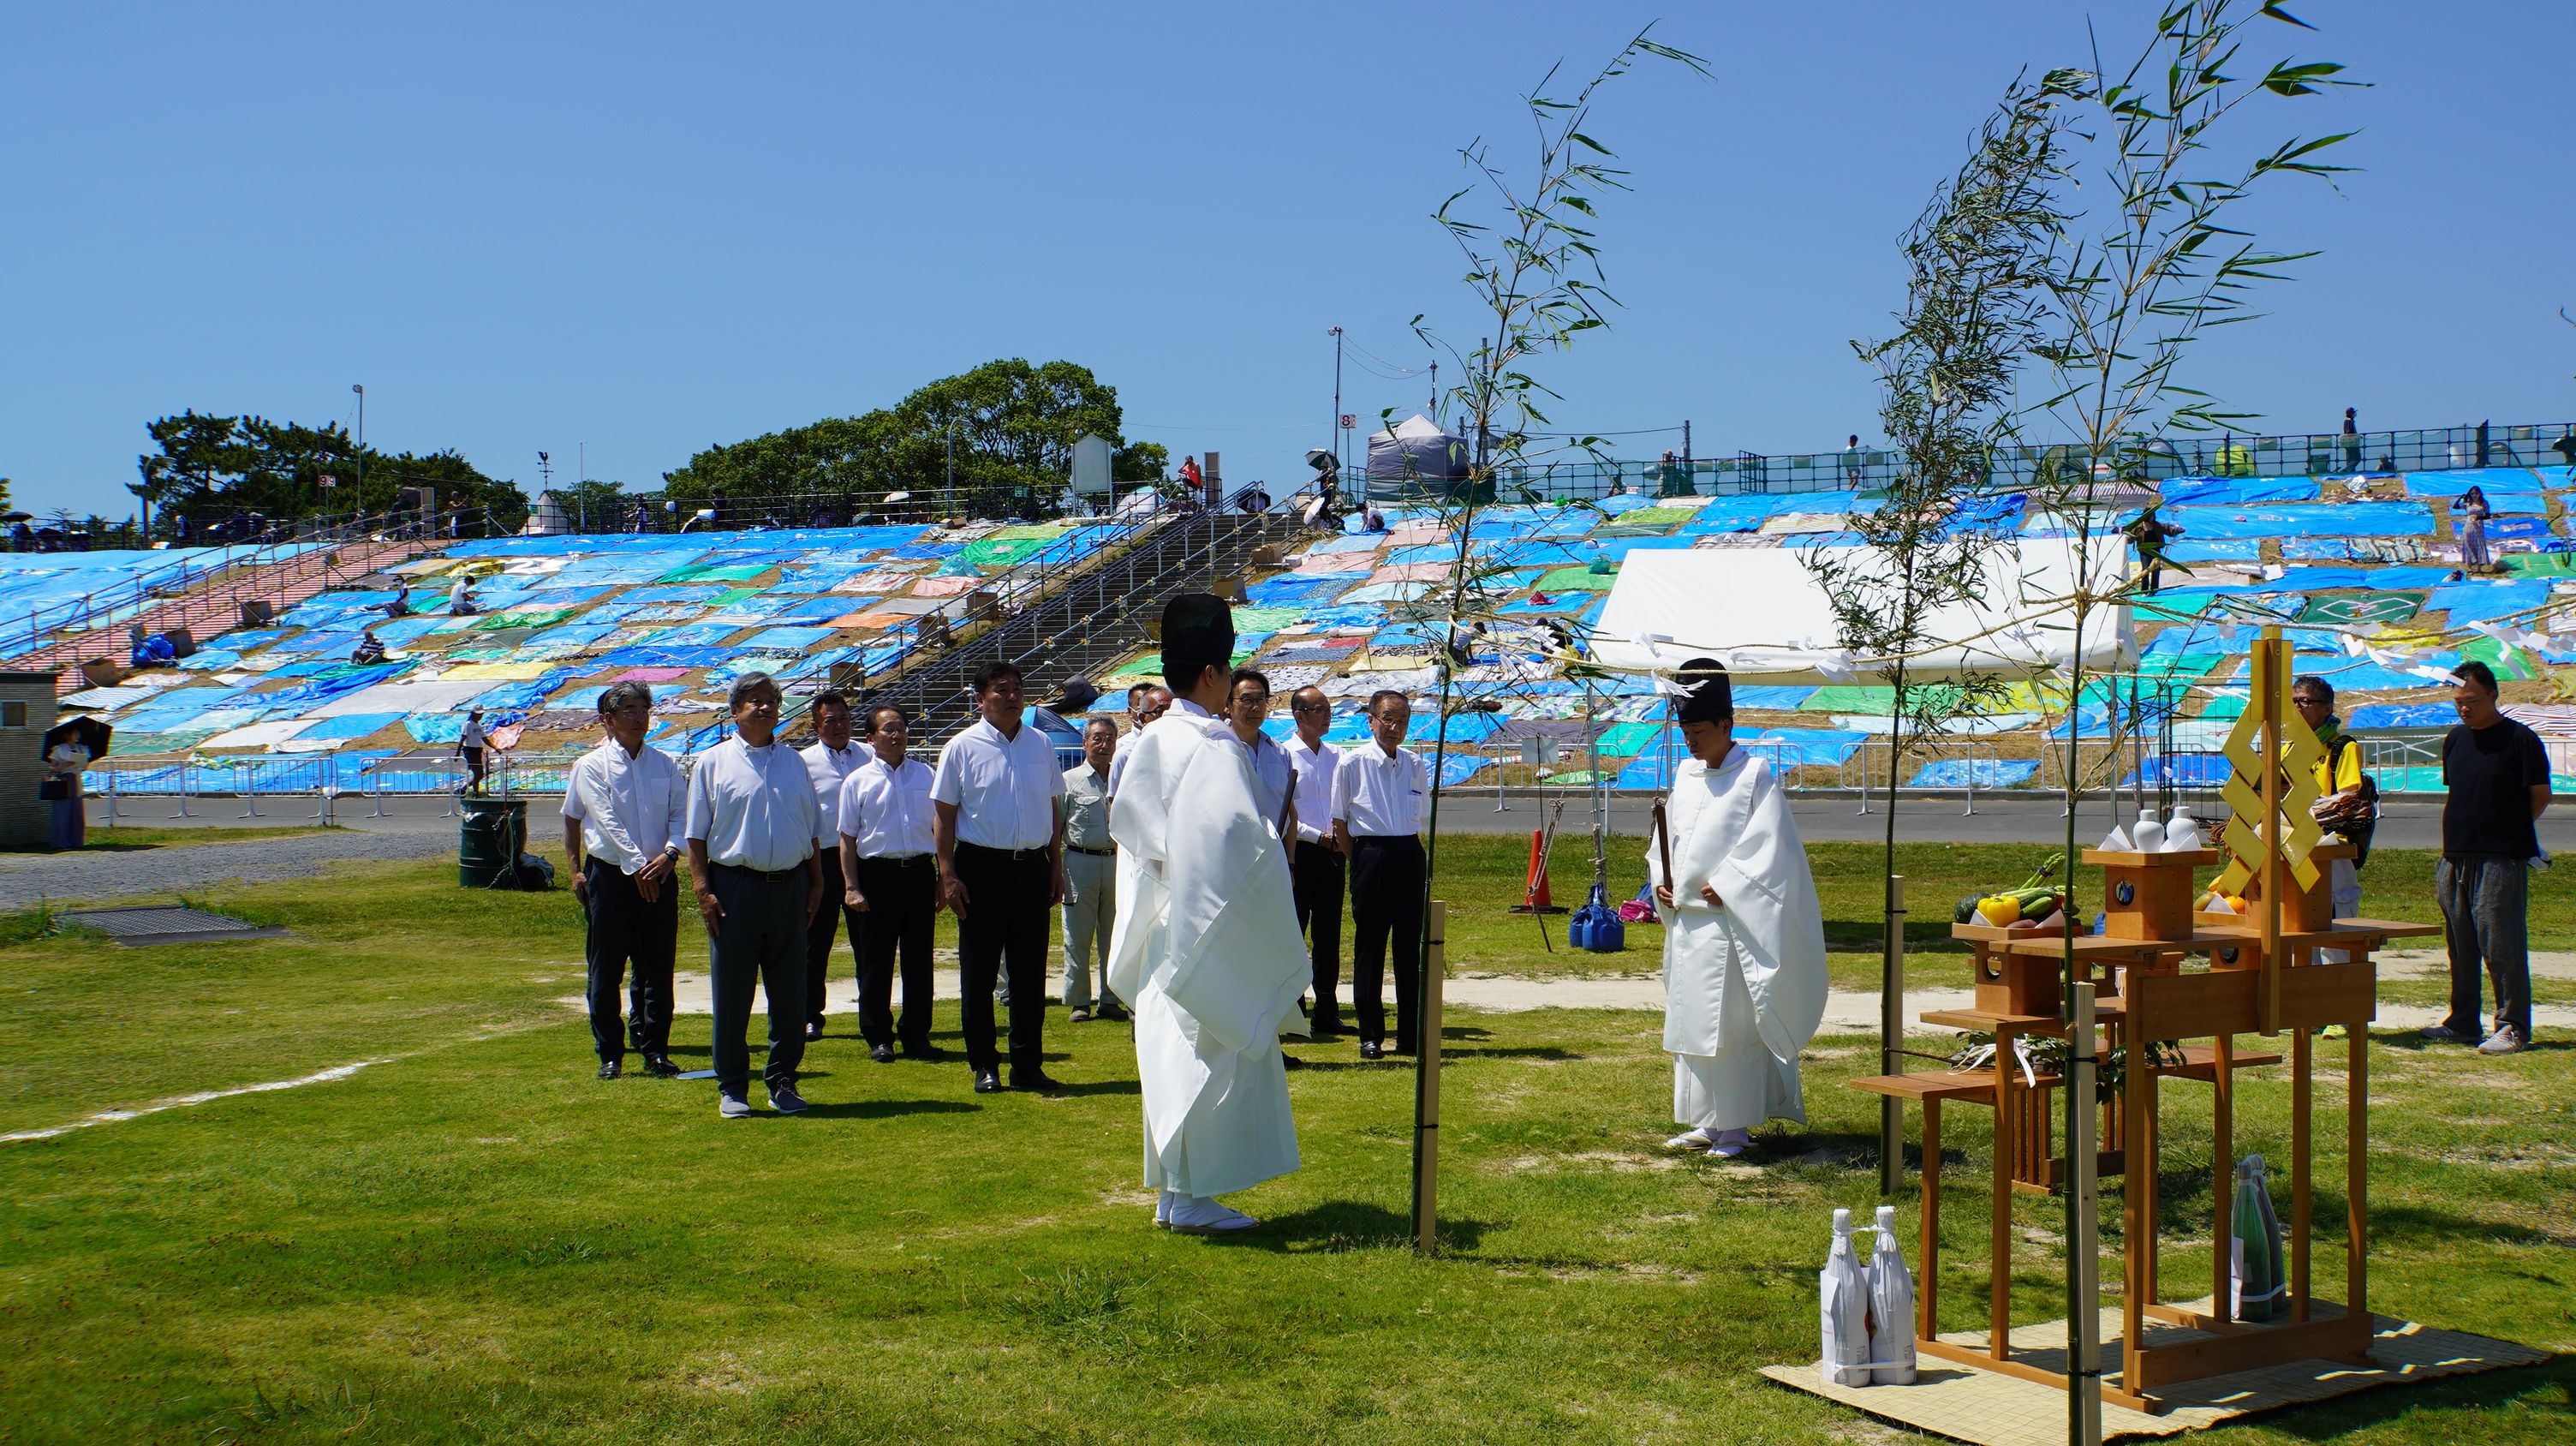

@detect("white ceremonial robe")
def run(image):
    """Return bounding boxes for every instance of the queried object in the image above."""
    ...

[1106,711,1311,1198]
[1649,748,1830,1132]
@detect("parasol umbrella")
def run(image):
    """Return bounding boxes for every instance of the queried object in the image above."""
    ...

[44,714,112,761]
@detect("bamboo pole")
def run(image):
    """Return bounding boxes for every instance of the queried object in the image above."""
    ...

[1412,900,1448,1256]
[2067,981,2102,1446]
[1882,875,1908,1196]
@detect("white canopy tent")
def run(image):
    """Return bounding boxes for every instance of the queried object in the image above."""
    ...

[1587,539,2135,684]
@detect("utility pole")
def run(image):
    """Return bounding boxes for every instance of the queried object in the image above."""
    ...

[351,384,365,510]
[1428,361,1439,425]
[945,426,956,520]
[1683,420,1691,465]
[1330,326,1344,475]
[578,442,587,534]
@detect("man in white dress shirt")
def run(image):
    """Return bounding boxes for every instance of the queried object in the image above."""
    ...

[1333,690,1429,1061]
[1107,684,1172,796]
[797,690,869,1042]
[1284,684,1347,1035]
[838,704,941,1063]
[1106,595,1309,1233]
[1218,669,1296,833]
[685,672,824,1119]
[563,680,686,1080]
[932,660,1067,1095]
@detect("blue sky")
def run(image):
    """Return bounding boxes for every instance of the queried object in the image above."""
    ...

[3,2,2569,520]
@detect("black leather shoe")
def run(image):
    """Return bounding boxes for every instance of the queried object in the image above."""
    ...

[805,1020,825,1043]
[1011,1071,1064,1094]
[1358,1041,1383,1061]
[640,1054,681,1079]
[870,1043,895,1064]
[597,1059,623,1079]
[1097,1003,1130,1023]
[973,1071,1002,1094]
[1281,1052,1308,1070]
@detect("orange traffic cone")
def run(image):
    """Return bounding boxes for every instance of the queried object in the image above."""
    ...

[1512,828,1566,913]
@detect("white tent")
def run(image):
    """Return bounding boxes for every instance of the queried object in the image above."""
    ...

[1588,539,2134,684]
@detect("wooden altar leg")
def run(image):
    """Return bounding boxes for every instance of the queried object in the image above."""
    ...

[2122,1017,2150,1395]
[2348,1025,2368,1320]
[1992,1031,2012,1360]
[2212,1033,2235,1323]
[2292,1028,2311,1321]
[1921,1098,1942,1341]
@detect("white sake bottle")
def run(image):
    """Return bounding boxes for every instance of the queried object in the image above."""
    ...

[2164,815,2203,852]
[1866,1204,1918,1384]
[2131,808,2165,853]
[1820,1207,1875,1387]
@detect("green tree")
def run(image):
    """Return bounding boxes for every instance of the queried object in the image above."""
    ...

[661,358,1164,517]
[136,412,528,533]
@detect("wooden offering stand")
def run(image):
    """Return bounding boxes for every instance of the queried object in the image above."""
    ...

[1848,631,2438,1412]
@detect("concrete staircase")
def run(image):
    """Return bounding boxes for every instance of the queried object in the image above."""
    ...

[856,509,1298,743]
[22,530,440,696]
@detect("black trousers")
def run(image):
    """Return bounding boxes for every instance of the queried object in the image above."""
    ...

[1291,840,1347,1025]
[583,859,677,1061]
[851,853,939,1050]
[954,843,1052,1077]
[707,863,810,1095]
[1349,834,1425,1051]
[803,848,862,1027]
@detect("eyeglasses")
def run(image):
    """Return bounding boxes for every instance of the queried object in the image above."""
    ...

[1292,702,1328,713]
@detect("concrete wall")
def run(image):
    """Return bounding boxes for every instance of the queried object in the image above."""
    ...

[0,672,61,849]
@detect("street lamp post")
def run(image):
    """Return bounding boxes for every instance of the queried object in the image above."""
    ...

[351,384,365,513]
[1330,326,1344,475]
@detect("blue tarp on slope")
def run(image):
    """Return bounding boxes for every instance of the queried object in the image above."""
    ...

[1909,758,2041,788]
[2159,475,2322,505]
[2162,502,2431,539]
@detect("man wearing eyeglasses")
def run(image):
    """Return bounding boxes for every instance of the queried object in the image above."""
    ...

[1283,684,1347,1036]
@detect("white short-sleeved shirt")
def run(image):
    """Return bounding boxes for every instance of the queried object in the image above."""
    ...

[930,718,1065,851]
[1285,734,1341,843]
[798,738,869,849]
[1206,718,1293,826]
[1333,740,1428,837]
[563,738,685,874]
[838,754,936,858]
[684,733,820,872]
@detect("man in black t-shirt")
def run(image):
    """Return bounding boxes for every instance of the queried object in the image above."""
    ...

[2427,661,2552,1055]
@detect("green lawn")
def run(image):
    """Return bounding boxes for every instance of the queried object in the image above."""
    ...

[0,850,2568,1444]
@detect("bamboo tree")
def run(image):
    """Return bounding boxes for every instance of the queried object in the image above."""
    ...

[2021,3,2358,1431]
[1388,25,1708,1246]
[1810,69,2081,1194]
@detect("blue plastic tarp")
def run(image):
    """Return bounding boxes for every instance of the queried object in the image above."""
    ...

[2427,581,2555,620]
[1909,758,2041,788]
[2163,502,2431,540]
[2158,475,2322,505]
[2402,466,2574,497]
[2122,754,2234,787]
[2347,702,2458,730]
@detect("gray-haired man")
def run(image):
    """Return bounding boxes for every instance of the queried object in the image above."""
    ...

[564,680,686,1079]
[1060,717,1125,1022]
[686,672,824,1117]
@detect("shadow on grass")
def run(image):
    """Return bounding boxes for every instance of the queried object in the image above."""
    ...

[1823,920,1974,953]
[2243,1350,2571,1441]
[1042,1079,1141,1099]
[1209,1200,1492,1255]
[796,1098,982,1120]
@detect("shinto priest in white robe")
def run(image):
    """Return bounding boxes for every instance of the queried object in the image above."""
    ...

[1106,701,1311,1198]
[1648,745,1829,1132]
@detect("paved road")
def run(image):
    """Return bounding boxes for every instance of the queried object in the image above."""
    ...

[24,786,2567,908]
[5,809,463,910]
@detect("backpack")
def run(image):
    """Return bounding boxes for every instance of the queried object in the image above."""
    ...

[2320,734,2379,867]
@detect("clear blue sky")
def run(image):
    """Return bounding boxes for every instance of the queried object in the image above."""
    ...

[3,2,2569,520]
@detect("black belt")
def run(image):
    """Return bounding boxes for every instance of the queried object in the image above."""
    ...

[711,860,806,881]
[859,851,933,865]
[1066,844,1115,857]
[1351,834,1422,845]
[957,841,1051,862]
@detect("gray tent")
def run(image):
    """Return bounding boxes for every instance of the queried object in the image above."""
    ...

[1363,415,1474,500]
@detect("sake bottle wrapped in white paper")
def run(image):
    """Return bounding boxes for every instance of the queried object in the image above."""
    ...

[2164,815,2203,852]
[1866,1204,1917,1383]
[2131,809,2166,853]
[1819,1207,1875,1387]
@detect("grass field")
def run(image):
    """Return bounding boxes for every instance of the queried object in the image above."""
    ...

[1,842,2569,1444]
